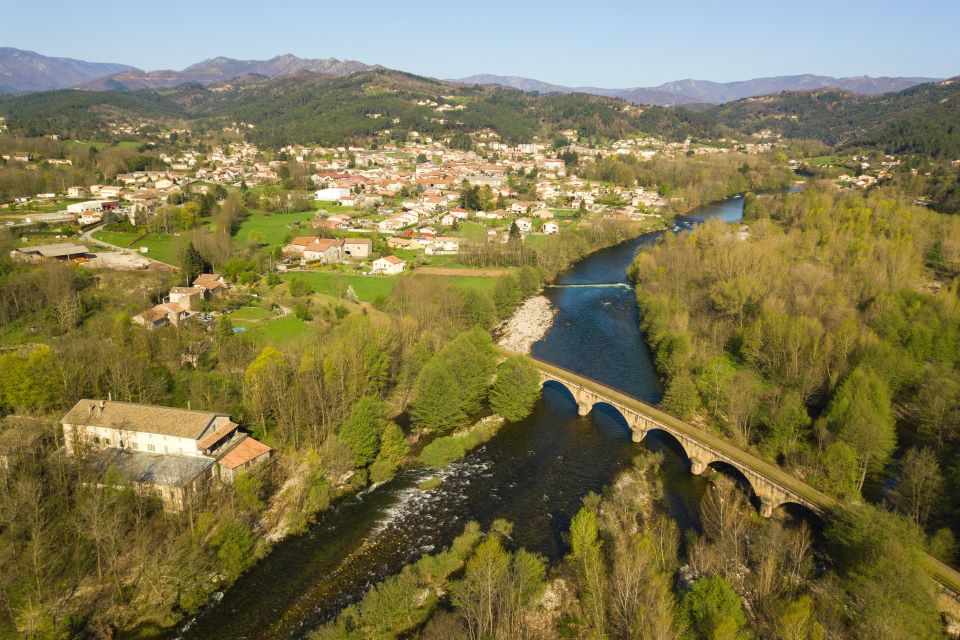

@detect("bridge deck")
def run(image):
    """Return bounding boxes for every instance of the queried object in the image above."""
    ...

[522,351,960,596]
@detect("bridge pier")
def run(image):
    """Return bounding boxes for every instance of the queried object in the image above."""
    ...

[631,428,646,444]
[577,401,591,417]
[759,499,774,519]
[689,457,708,476]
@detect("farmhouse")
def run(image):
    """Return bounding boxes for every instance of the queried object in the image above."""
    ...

[371,255,406,275]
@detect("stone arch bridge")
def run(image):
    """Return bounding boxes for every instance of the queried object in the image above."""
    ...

[524,353,960,607]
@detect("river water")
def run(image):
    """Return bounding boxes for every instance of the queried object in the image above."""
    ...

[175,196,748,640]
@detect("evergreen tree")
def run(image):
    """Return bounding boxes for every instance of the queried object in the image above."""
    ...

[339,396,387,466]
[489,356,541,421]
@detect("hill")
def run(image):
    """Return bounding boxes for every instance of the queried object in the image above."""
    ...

[0,47,138,93]
[0,69,676,145]
[710,77,960,158]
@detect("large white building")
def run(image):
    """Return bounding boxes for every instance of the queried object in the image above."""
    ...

[61,399,273,508]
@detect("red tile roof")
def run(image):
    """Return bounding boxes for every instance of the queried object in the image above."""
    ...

[220,437,273,470]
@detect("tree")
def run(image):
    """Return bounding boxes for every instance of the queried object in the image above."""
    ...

[369,422,409,483]
[765,391,811,460]
[661,375,698,420]
[338,396,387,467]
[567,504,606,636]
[489,356,540,421]
[491,274,521,318]
[824,365,896,492]
[681,575,749,640]
[411,360,466,434]
[451,536,510,640]
[179,242,210,284]
[893,447,943,528]
[825,504,942,640]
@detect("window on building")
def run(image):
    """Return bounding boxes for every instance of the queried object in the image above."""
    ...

[92,436,100,444]
[130,442,138,450]
[103,438,111,445]
[147,444,156,452]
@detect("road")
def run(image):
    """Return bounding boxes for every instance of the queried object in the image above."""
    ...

[79,223,178,270]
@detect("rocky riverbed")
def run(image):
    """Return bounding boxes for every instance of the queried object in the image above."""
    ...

[497,295,557,354]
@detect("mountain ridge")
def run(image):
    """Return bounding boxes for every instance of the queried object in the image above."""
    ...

[454,72,942,105]
[0,47,138,93]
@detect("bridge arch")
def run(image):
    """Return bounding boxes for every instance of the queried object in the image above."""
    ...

[771,500,825,524]
[541,379,579,412]
[642,427,697,468]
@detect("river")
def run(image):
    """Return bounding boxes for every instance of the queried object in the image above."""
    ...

[174,195,748,640]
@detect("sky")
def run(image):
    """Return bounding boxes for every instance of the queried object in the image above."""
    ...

[6,0,959,87]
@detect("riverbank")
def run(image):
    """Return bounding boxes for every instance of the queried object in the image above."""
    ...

[496,295,556,354]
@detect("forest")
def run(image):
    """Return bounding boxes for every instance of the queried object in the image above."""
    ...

[630,182,960,565]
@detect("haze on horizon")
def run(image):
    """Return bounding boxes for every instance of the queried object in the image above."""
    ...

[6,0,958,87]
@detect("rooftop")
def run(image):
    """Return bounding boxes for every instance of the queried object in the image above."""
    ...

[62,399,226,440]
[85,447,214,487]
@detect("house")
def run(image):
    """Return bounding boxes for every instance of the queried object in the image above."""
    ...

[371,255,406,275]
[61,399,273,509]
[314,187,352,202]
[217,437,274,484]
[168,287,205,312]
[515,217,533,233]
[543,221,560,234]
[284,237,344,263]
[67,186,87,198]
[192,273,226,297]
[440,214,455,226]
[387,236,413,250]
[425,237,461,255]
[343,238,372,259]
[77,212,103,226]
[132,302,190,329]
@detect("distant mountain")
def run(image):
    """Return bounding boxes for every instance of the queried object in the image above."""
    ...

[453,73,941,106]
[78,54,372,90]
[0,48,138,93]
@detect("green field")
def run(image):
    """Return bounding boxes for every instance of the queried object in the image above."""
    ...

[425,275,499,294]
[92,230,187,264]
[242,315,311,344]
[457,221,493,243]
[281,272,397,302]
[234,210,315,248]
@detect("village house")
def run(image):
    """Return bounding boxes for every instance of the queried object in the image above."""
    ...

[371,255,406,275]
[343,237,372,258]
[61,399,273,509]
[315,187,352,202]
[192,273,226,298]
[515,217,533,233]
[543,221,560,234]
[132,302,190,330]
[283,237,344,263]
[168,287,205,312]
[424,237,461,255]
